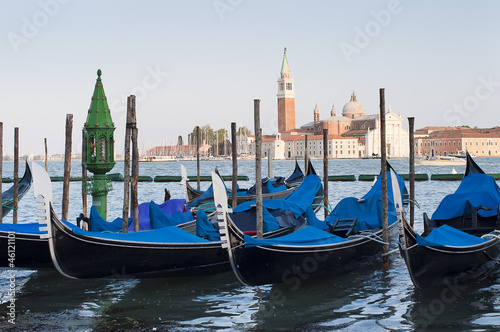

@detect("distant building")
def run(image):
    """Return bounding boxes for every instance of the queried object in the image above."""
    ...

[277,48,296,133]
[416,126,500,157]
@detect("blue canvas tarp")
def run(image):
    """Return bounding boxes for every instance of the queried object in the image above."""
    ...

[129,199,189,231]
[195,209,220,241]
[149,201,194,229]
[234,174,322,218]
[416,224,487,247]
[323,169,404,232]
[63,220,209,244]
[89,206,131,232]
[243,226,347,248]
[0,222,44,234]
[432,173,500,220]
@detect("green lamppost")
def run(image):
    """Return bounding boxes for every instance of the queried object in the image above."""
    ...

[83,69,115,219]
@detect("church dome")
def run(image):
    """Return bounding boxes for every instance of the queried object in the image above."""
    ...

[342,91,365,117]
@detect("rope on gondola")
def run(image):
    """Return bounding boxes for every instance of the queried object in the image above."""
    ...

[2,200,18,210]
[382,248,399,256]
[348,232,389,245]
[404,198,420,209]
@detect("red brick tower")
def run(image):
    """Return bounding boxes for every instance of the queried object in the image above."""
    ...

[277,48,295,133]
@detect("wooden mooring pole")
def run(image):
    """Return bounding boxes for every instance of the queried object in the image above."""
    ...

[304,134,308,174]
[408,117,415,229]
[44,138,48,171]
[0,123,2,223]
[122,96,132,233]
[380,89,389,270]
[62,115,73,222]
[268,148,273,178]
[13,128,19,224]
[196,126,201,190]
[81,129,88,228]
[323,128,329,218]
[231,122,238,209]
[254,99,263,239]
[130,96,139,232]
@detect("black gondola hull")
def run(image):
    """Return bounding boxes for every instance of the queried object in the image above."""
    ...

[0,231,51,268]
[49,208,230,278]
[400,219,500,288]
[228,218,398,286]
[2,161,32,218]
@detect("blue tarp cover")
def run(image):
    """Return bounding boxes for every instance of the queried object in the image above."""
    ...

[63,219,209,243]
[89,206,131,232]
[243,226,347,247]
[416,224,487,247]
[305,206,330,231]
[432,173,500,220]
[0,222,44,234]
[129,199,188,231]
[234,174,322,218]
[149,201,193,229]
[324,170,404,232]
[195,209,220,241]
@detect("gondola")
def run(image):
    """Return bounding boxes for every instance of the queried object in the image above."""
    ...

[0,162,49,268]
[2,160,33,218]
[31,162,324,278]
[217,162,405,286]
[399,152,500,288]
[184,160,315,211]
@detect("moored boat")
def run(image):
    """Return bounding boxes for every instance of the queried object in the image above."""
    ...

[217,162,405,286]
[399,152,500,288]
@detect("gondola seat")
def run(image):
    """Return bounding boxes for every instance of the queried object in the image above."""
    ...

[329,217,358,237]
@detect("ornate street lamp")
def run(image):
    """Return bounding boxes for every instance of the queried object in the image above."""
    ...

[82,69,115,219]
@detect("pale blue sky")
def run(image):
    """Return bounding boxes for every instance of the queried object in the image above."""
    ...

[1,0,499,155]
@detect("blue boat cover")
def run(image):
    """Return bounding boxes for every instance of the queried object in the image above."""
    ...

[324,170,404,232]
[305,206,330,231]
[416,224,487,247]
[129,199,189,231]
[89,206,132,232]
[63,219,209,243]
[195,209,220,241]
[0,222,44,234]
[234,174,322,218]
[431,173,500,220]
[149,201,194,229]
[243,226,347,247]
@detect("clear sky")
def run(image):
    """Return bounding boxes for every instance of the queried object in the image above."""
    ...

[1,0,500,156]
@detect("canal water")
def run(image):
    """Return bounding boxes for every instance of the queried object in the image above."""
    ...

[0,158,499,331]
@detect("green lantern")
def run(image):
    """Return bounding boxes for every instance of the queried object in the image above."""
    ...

[83,69,115,219]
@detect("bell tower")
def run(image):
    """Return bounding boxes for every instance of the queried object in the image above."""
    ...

[277,48,295,133]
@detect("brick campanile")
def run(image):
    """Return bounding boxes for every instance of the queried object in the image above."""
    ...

[277,48,295,133]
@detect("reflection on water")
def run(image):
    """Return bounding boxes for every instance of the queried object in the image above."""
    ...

[0,158,499,330]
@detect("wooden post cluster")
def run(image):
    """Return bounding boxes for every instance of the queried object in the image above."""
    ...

[231,122,238,209]
[254,99,263,239]
[379,88,389,269]
[323,128,329,218]
[408,117,415,229]
[62,115,73,222]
